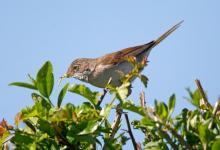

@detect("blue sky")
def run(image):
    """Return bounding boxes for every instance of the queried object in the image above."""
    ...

[0,0,219,148]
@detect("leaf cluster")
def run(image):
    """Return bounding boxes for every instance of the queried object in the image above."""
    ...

[1,59,220,150]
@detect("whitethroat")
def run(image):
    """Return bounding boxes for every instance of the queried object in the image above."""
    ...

[60,21,183,88]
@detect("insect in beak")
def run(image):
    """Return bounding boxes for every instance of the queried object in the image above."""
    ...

[58,73,68,86]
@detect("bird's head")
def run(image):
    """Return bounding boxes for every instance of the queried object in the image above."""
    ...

[59,58,97,84]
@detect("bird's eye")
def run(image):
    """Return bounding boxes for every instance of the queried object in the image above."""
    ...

[85,68,90,72]
[73,65,79,70]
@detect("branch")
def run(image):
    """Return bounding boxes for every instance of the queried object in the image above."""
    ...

[195,79,212,109]
[209,97,220,129]
[109,105,122,140]
[103,105,122,150]
[165,124,191,149]
[157,128,178,150]
[124,113,139,150]
[97,78,112,106]
[97,88,108,106]
[146,109,191,149]
[139,91,146,108]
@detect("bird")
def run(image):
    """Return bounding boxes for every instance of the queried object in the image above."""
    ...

[60,21,183,88]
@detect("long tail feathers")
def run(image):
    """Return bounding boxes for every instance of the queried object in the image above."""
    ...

[153,20,183,47]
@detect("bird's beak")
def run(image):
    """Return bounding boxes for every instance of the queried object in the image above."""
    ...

[58,73,68,86]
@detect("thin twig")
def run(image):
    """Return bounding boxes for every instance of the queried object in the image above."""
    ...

[139,91,146,108]
[213,97,220,116]
[166,124,191,150]
[195,79,212,109]
[97,78,112,106]
[109,105,122,140]
[157,128,178,150]
[124,113,138,150]
[103,105,122,150]
[147,110,191,149]
[97,88,108,106]
[209,97,220,129]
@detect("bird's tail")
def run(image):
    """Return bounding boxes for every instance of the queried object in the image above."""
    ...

[152,20,183,48]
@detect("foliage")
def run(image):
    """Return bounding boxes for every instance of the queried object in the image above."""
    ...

[1,59,220,150]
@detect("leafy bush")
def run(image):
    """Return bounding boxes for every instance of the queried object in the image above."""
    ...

[1,60,220,150]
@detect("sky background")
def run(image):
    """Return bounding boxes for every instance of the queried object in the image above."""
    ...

[0,0,219,149]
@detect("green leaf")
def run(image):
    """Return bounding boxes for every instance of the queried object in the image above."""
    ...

[36,61,54,98]
[11,133,34,145]
[116,82,131,101]
[139,116,154,126]
[189,114,199,129]
[186,88,201,107]
[49,109,69,122]
[104,120,112,138]
[0,131,11,146]
[37,119,55,136]
[144,141,168,150]
[198,119,215,147]
[155,100,168,120]
[66,131,76,144]
[28,74,37,87]
[78,121,99,135]
[168,94,176,116]
[16,101,49,124]
[63,103,76,120]
[31,93,51,110]
[57,83,69,108]
[77,135,97,144]
[68,84,99,105]
[23,119,36,133]
[212,139,220,150]
[121,100,145,116]
[100,104,113,118]
[9,82,37,90]
[139,74,148,87]
[198,123,208,146]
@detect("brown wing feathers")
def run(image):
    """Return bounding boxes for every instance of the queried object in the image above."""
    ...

[100,21,183,65]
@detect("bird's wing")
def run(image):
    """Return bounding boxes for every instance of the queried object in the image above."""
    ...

[98,41,154,65]
[99,21,183,65]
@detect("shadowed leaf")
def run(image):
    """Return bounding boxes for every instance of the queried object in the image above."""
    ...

[68,84,99,106]
[139,75,148,87]
[212,139,220,150]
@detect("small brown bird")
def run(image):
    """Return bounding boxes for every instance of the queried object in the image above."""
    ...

[61,21,183,88]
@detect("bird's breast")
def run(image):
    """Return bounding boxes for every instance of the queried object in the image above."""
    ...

[88,61,133,88]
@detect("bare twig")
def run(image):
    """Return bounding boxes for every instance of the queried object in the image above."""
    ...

[139,91,146,108]
[209,97,220,129]
[97,88,108,106]
[146,108,191,149]
[110,105,122,140]
[195,79,212,109]
[166,124,191,150]
[97,78,112,106]
[157,128,178,150]
[103,105,122,150]
[124,113,139,150]
[213,97,220,116]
